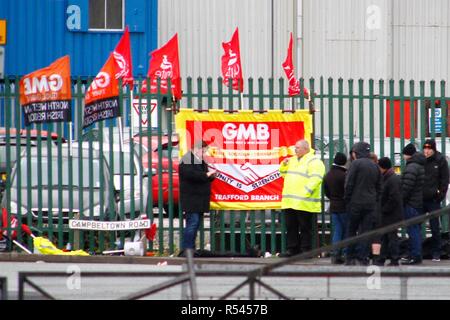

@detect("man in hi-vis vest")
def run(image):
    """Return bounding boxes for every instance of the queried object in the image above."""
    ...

[279,140,325,257]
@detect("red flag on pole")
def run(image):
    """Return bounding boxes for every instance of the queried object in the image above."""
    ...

[113,26,134,87]
[282,32,309,99]
[143,34,182,100]
[221,28,244,92]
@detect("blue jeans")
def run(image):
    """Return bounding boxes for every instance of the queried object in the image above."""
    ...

[331,212,349,257]
[182,212,201,250]
[404,206,422,259]
[423,200,442,258]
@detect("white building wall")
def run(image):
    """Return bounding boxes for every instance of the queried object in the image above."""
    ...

[299,0,450,139]
[158,0,449,137]
[158,0,296,100]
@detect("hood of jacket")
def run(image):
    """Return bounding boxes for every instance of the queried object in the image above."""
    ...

[407,152,426,166]
[351,142,371,159]
[383,167,395,180]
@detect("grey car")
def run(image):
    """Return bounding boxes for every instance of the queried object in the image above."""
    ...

[72,141,153,219]
[1,144,118,232]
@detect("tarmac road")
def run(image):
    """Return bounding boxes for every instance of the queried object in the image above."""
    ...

[1,255,450,300]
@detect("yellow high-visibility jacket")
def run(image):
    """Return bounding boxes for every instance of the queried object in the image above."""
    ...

[279,151,325,212]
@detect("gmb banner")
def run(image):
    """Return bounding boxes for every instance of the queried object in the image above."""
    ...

[175,109,313,210]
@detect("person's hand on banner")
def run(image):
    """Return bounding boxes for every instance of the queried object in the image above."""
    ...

[282,158,290,165]
[207,169,217,178]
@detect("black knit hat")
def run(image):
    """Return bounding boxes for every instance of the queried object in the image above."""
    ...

[378,157,392,169]
[402,143,416,156]
[423,139,437,152]
[333,152,347,166]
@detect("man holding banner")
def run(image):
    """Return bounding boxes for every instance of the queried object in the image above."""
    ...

[279,140,325,257]
[178,141,217,257]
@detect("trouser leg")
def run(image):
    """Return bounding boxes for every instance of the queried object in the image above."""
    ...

[285,209,301,253]
[298,211,313,253]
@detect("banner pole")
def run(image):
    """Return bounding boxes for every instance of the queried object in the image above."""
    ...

[130,86,135,138]
[118,116,124,152]
[69,121,73,156]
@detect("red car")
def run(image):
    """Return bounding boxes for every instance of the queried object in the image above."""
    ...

[132,135,179,214]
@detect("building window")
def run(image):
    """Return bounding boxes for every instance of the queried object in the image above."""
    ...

[89,0,124,30]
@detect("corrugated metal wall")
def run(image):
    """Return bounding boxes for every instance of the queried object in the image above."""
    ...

[158,0,296,93]
[301,0,449,92]
[392,0,450,87]
[300,0,450,138]
[1,0,157,77]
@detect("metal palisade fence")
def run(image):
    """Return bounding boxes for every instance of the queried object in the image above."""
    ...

[0,76,449,256]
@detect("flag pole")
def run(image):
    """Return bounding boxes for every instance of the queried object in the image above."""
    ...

[69,121,73,156]
[118,115,124,152]
[130,85,135,139]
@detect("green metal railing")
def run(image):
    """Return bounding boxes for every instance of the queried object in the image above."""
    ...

[0,76,449,256]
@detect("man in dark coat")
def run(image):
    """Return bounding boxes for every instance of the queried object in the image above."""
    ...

[178,141,216,256]
[375,157,403,266]
[422,139,449,261]
[344,142,382,265]
[323,152,348,264]
[400,143,426,265]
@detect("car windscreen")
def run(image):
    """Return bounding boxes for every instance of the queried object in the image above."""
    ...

[15,156,103,188]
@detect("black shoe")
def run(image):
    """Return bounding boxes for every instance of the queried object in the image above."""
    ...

[401,257,422,265]
[432,254,441,262]
[387,260,399,266]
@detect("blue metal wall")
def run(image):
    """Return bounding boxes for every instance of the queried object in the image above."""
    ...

[0,0,158,78]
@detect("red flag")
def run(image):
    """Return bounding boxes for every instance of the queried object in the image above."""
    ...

[144,223,157,242]
[282,32,310,99]
[143,34,182,100]
[221,28,244,92]
[1,208,32,240]
[113,26,134,87]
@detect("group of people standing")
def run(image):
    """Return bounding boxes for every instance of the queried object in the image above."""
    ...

[323,139,449,266]
[281,138,448,265]
[177,138,448,265]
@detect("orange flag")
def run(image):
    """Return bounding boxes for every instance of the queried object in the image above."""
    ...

[83,54,120,128]
[20,55,72,126]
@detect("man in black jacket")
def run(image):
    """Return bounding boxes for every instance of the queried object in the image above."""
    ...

[422,139,449,261]
[400,143,426,265]
[344,142,382,265]
[178,141,216,256]
[375,157,403,266]
[323,152,348,264]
